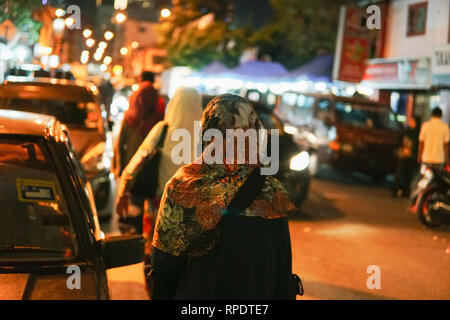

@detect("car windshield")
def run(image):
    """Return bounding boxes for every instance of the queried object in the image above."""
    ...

[335,101,400,131]
[0,95,100,130]
[0,138,78,263]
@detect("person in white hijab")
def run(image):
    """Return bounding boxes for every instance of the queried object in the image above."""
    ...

[116,86,203,238]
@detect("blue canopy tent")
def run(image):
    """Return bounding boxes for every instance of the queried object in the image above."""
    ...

[288,55,334,82]
[189,61,230,78]
[199,61,229,75]
[225,60,289,81]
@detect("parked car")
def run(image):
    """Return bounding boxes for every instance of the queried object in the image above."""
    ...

[274,92,402,177]
[0,110,144,299]
[0,78,114,218]
[202,95,312,208]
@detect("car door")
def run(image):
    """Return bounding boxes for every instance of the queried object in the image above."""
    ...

[49,132,110,299]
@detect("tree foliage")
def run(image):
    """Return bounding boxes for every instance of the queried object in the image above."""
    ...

[157,0,351,70]
[0,0,42,43]
[155,0,245,69]
[250,0,350,69]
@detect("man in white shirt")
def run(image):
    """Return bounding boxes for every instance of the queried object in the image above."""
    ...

[418,107,450,167]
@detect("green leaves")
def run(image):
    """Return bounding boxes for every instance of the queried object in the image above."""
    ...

[0,0,42,44]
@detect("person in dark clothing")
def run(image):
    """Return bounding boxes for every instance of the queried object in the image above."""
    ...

[149,94,297,300]
[113,71,165,234]
[392,116,421,197]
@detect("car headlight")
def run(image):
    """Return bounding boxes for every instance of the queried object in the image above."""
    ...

[290,151,310,171]
[284,125,298,135]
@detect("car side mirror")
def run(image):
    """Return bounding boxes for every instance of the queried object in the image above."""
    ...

[100,234,145,269]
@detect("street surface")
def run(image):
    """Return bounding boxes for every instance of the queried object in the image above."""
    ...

[102,166,450,300]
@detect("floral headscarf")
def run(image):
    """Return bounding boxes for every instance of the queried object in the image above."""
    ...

[152,94,296,257]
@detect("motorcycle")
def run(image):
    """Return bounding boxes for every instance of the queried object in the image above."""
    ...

[410,165,450,228]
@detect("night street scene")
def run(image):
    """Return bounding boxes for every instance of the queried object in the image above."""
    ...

[0,0,449,306]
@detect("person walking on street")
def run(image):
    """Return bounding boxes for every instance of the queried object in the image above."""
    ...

[392,116,421,197]
[116,86,203,287]
[149,94,298,300]
[113,71,165,233]
[418,107,449,169]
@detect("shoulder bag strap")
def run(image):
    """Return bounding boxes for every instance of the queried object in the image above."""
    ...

[156,124,168,149]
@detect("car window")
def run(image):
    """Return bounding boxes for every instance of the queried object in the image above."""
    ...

[293,94,315,123]
[247,91,261,103]
[0,138,78,263]
[257,112,283,131]
[335,102,400,130]
[316,98,331,111]
[61,132,100,238]
[0,97,101,130]
[297,94,315,108]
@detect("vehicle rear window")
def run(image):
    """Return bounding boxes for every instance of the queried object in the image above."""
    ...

[335,102,400,131]
[0,138,78,263]
[0,98,100,129]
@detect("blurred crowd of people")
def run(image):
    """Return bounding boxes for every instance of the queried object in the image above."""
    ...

[392,107,449,198]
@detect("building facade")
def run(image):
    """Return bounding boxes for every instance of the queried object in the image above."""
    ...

[362,0,450,124]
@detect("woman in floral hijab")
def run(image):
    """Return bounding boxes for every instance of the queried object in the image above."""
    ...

[150,94,296,299]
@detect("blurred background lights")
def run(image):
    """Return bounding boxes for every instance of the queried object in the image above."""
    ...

[131,41,139,49]
[94,51,103,61]
[86,38,95,47]
[52,18,65,34]
[80,50,89,64]
[113,65,123,76]
[55,8,65,17]
[161,8,171,18]
[115,12,127,23]
[103,56,112,65]
[104,31,114,40]
[65,17,75,28]
[1,48,13,60]
[82,29,92,38]
[120,47,128,55]
[48,55,60,68]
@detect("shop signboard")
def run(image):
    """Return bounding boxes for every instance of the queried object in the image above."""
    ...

[360,57,432,89]
[432,44,450,86]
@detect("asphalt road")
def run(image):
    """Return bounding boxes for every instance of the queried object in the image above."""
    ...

[102,166,450,300]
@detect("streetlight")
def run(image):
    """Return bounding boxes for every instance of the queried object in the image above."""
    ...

[114,12,127,23]
[94,51,103,61]
[131,41,139,49]
[65,17,75,28]
[103,56,112,65]
[55,8,65,17]
[83,29,92,38]
[104,31,114,40]
[112,65,123,76]
[80,50,89,64]
[86,38,95,48]
[120,47,128,55]
[161,8,171,18]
